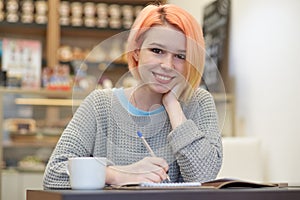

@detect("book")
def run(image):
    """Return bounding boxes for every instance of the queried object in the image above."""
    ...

[201,178,286,189]
[106,178,286,190]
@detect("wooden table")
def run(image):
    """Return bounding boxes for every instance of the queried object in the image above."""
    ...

[27,187,300,200]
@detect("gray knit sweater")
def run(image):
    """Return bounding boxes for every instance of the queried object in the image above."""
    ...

[43,88,222,189]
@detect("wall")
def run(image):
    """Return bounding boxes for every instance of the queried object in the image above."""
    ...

[169,0,300,183]
[229,0,300,183]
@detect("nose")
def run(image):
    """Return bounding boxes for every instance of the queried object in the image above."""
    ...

[160,54,174,69]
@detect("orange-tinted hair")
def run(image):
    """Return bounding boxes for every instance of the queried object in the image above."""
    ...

[127,4,205,101]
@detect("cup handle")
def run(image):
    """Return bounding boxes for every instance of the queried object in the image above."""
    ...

[65,162,70,176]
[107,159,115,166]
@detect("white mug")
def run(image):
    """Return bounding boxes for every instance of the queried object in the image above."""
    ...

[67,157,106,189]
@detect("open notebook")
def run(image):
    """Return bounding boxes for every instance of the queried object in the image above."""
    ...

[106,178,286,190]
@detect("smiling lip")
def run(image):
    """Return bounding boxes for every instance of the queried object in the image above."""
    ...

[152,72,174,84]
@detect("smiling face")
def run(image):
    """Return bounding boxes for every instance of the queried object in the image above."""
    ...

[134,25,187,95]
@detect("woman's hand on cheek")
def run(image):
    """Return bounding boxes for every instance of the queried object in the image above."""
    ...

[105,157,169,185]
[162,89,178,109]
[162,82,187,129]
[162,82,185,108]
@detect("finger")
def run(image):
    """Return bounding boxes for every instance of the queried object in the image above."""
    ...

[140,162,167,180]
[132,169,163,183]
[143,171,165,183]
[151,167,168,181]
[141,157,168,181]
[146,157,169,172]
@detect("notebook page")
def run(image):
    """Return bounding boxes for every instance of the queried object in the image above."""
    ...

[140,182,201,187]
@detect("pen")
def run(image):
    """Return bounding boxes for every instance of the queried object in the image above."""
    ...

[137,131,171,182]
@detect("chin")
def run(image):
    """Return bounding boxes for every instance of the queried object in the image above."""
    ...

[149,84,171,94]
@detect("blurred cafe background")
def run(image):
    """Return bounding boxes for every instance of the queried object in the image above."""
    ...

[0,0,299,199]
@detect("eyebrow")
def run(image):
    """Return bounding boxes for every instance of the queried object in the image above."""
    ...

[148,42,186,54]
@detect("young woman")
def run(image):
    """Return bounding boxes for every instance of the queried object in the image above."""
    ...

[43,4,222,189]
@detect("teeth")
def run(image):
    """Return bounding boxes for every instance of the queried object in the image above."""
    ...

[155,74,171,81]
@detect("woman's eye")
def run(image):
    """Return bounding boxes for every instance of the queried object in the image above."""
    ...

[151,48,163,54]
[176,54,186,60]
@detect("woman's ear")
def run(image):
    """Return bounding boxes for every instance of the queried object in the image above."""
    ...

[133,49,140,61]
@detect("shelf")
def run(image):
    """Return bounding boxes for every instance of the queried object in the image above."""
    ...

[61,26,129,39]
[64,0,164,5]
[0,22,47,38]
[0,87,90,99]
[14,98,82,107]
[2,140,57,148]
[75,60,128,69]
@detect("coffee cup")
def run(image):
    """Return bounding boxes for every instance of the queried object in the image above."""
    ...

[67,157,106,189]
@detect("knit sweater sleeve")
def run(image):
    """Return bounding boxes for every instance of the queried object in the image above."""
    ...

[167,89,223,182]
[43,90,103,189]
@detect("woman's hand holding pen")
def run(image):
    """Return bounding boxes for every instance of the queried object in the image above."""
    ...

[105,157,169,185]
